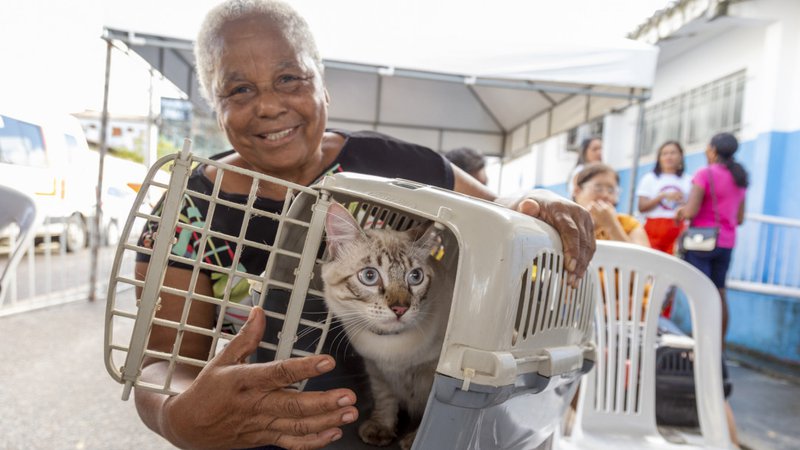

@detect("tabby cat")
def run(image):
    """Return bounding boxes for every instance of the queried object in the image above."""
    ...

[321,202,450,450]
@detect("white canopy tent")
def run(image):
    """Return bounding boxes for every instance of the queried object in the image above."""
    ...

[102,27,657,158]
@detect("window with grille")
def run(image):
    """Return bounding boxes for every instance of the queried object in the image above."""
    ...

[642,70,746,156]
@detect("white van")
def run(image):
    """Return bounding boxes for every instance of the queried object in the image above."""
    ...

[0,110,120,251]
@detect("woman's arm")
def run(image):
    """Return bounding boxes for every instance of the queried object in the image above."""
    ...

[738,199,746,225]
[451,164,595,286]
[637,193,664,213]
[589,201,634,244]
[676,184,705,221]
[133,263,357,449]
[628,225,651,247]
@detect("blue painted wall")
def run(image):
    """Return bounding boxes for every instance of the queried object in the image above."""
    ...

[540,129,800,364]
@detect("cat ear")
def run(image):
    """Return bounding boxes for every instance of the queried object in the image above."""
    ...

[324,202,363,257]
[409,221,444,260]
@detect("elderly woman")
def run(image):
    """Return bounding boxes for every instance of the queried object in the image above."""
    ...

[133,1,595,449]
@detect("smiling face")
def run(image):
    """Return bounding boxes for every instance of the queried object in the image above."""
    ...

[214,15,329,179]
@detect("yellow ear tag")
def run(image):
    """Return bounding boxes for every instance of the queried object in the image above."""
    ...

[431,244,445,261]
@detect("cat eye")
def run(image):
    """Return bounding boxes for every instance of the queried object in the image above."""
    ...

[357,267,381,286]
[407,268,425,286]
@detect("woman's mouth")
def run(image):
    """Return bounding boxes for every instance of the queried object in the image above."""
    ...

[258,126,297,142]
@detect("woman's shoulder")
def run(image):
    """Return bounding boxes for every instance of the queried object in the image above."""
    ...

[616,213,641,234]
[692,165,711,183]
[639,171,658,183]
[337,129,435,153]
[329,128,453,189]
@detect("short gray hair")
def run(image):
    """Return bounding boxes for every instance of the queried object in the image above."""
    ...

[194,0,322,111]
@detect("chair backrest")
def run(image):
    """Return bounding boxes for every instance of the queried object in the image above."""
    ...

[577,241,729,447]
[0,184,40,304]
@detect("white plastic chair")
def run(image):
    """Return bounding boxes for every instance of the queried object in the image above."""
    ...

[0,184,40,306]
[556,240,732,449]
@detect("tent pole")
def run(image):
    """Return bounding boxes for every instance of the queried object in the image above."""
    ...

[89,38,112,302]
[627,99,646,215]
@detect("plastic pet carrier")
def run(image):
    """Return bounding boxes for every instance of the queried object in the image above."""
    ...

[104,140,597,449]
[655,318,732,428]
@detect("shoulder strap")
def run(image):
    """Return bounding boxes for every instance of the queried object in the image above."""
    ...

[708,166,720,225]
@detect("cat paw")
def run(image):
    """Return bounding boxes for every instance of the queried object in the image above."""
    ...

[399,429,417,450]
[358,419,397,447]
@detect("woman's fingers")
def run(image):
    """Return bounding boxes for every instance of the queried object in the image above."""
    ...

[262,400,358,433]
[517,194,595,285]
[272,428,344,450]
[213,306,266,366]
[249,387,357,419]
[238,354,339,390]
[236,427,344,450]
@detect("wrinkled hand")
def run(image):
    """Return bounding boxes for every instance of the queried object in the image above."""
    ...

[515,190,595,286]
[162,307,358,450]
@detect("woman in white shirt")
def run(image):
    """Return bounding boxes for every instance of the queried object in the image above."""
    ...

[636,140,692,254]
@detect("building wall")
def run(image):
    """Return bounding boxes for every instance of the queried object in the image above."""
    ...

[523,0,800,364]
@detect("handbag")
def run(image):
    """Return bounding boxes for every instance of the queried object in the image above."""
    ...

[680,168,719,253]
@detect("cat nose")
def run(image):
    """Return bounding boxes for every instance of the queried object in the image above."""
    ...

[391,306,408,318]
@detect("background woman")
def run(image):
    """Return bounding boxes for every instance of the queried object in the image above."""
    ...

[637,140,692,254]
[131,1,595,448]
[676,132,748,342]
[573,162,650,246]
[445,146,488,185]
[567,136,603,197]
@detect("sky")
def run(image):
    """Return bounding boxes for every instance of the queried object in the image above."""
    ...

[0,0,674,117]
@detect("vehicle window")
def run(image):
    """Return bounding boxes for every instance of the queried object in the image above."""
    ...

[64,133,79,163]
[0,115,46,167]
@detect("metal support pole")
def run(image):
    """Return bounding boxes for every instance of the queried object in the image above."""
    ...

[627,100,646,215]
[89,39,113,302]
[146,68,158,168]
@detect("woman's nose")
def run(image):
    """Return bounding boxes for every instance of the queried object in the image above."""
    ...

[255,90,287,118]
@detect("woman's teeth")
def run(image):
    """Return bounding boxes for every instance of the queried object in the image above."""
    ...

[265,128,293,141]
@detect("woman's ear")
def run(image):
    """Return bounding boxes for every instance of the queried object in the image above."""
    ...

[572,185,583,203]
[324,202,362,257]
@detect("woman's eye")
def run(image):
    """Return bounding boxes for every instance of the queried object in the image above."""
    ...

[276,74,310,92]
[227,85,252,97]
[407,268,424,286]
[357,268,380,286]
[279,74,301,83]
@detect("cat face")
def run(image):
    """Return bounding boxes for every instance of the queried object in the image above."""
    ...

[321,203,441,335]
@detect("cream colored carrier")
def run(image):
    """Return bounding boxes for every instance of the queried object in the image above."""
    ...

[104,140,596,449]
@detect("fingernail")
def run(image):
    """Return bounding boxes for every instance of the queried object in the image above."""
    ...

[342,412,355,423]
[568,258,577,272]
[330,431,342,442]
[316,359,333,372]
[337,395,354,407]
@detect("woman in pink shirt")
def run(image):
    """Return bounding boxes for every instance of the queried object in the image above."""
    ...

[676,132,748,341]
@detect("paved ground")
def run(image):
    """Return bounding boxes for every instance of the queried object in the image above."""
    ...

[1,291,798,449]
[727,362,800,450]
